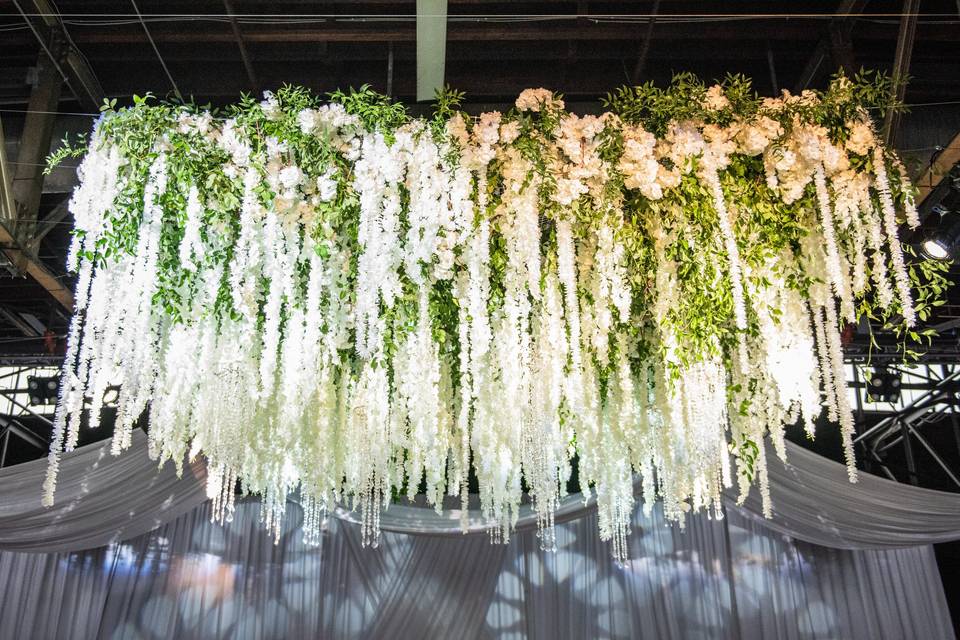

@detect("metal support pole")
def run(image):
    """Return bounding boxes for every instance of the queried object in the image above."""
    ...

[852,365,869,473]
[0,428,9,468]
[827,20,857,76]
[0,416,45,451]
[765,42,779,94]
[0,393,54,426]
[631,0,660,84]
[866,447,899,482]
[946,367,960,462]
[904,422,960,489]
[854,369,960,444]
[387,41,395,98]
[794,0,866,92]
[883,0,919,147]
[898,418,920,485]
[223,0,259,92]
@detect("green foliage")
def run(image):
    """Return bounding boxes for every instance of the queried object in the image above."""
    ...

[861,243,952,361]
[430,85,466,139]
[328,84,409,132]
[44,132,88,175]
[602,69,899,137]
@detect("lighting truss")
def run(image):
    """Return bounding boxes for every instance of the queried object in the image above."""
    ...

[0,365,57,468]
[847,362,960,490]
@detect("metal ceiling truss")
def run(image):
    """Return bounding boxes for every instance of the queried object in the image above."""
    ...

[850,363,960,490]
[0,365,55,468]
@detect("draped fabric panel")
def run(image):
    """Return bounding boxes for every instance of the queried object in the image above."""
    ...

[5,433,960,554]
[0,431,208,553]
[734,441,960,549]
[0,499,953,640]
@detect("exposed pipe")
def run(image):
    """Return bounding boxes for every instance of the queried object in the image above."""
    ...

[630,0,660,85]
[882,0,919,147]
[387,41,394,97]
[765,42,780,94]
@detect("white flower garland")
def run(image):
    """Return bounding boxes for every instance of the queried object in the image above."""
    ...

[814,163,855,321]
[44,85,933,560]
[873,146,917,327]
[704,167,748,330]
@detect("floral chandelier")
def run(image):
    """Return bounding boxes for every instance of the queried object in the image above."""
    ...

[44,73,948,560]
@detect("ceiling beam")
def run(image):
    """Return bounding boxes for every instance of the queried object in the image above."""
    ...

[902,132,960,245]
[0,224,74,313]
[13,40,826,64]
[914,132,960,206]
[0,307,41,337]
[12,50,62,242]
[23,199,70,255]
[19,19,947,46]
[0,121,74,312]
[12,0,105,111]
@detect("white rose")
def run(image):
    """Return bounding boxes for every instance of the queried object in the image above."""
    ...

[317,170,338,202]
[298,109,319,134]
[278,166,303,190]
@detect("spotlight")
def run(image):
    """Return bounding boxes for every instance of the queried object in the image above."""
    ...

[27,376,59,405]
[865,367,901,403]
[102,386,120,408]
[922,208,960,261]
[922,234,951,260]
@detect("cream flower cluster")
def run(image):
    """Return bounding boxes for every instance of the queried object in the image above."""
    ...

[515,87,565,113]
[46,86,925,562]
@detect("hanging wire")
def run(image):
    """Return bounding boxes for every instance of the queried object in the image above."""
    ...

[129,0,182,101]
[5,11,958,18]
[47,0,102,100]
[0,13,953,32]
[0,13,957,31]
[9,1,75,93]
[0,109,98,117]
[4,98,960,121]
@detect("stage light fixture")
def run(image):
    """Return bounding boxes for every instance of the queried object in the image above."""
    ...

[27,376,59,405]
[922,234,952,260]
[865,367,901,404]
[922,203,960,261]
[102,386,120,408]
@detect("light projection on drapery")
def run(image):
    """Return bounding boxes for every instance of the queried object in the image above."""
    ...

[3,500,947,640]
[43,73,949,561]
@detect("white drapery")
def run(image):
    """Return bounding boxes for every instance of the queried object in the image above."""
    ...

[0,498,953,639]
[3,431,960,553]
[0,434,956,638]
[0,431,208,553]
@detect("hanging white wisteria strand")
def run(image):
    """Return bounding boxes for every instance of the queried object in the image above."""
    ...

[43,74,950,562]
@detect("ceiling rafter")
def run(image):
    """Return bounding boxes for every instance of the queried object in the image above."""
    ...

[794,0,868,93]
[12,0,105,111]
